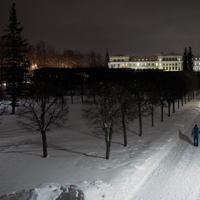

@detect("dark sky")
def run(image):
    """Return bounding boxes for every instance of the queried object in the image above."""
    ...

[1,0,200,56]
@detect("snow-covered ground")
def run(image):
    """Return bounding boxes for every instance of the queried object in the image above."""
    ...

[1,96,200,200]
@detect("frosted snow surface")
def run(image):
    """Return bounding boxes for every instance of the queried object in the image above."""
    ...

[1,96,200,199]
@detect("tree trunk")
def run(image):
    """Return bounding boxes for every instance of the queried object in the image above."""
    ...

[122,114,127,146]
[173,100,175,113]
[178,98,179,109]
[11,94,15,114]
[81,86,84,103]
[71,85,73,104]
[151,103,154,127]
[41,130,48,158]
[137,96,142,136]
[106,142,110,160]
[161,105,163,122]
[11,83,16,114]
[168,101,170,117]
[139,111,142,136]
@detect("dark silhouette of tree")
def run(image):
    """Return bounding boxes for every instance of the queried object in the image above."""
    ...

[146,80,159,127]
[188,47,194,71]
[1,3,30,114]
[85,50,103,68]
[83,82,121,159]
[117,81,137,146]
[183,47,194,71]
[132,79,149,136]
[17,79,68,158]
[183,47,188,71]
[105,51,109,67]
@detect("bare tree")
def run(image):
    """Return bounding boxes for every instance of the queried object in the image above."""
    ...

[131,79,149,136]
[17,80,68,158]
[117,81,137,146]
[83,82,121,159]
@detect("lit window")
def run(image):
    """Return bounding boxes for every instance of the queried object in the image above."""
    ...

[137,63,139,66]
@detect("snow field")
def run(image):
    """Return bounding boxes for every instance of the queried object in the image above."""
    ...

[1,96,200,199]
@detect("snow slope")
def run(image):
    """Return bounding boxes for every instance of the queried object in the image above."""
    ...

[1,96,200,200]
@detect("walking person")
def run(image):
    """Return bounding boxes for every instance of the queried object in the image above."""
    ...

[191,124,200,146]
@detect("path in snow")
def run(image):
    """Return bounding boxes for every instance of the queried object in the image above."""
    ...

[131,112,200,200]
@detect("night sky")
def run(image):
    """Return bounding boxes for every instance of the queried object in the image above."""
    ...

[1,0,200,56]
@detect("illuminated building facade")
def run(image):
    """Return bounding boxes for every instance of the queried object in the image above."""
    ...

[108,53,200,71]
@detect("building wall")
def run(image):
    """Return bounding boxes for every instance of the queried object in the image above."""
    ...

[108,53,199,71]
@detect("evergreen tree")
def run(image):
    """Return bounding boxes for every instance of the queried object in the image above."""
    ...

[105,50,109,66]
[188,47,194,71]
[183,47,188,71]
[1,3,30,114]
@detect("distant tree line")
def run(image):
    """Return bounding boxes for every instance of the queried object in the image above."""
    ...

[82,69,200,159]
[26,41,107,69]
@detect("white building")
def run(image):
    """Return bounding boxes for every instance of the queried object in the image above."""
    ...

[108,53,200,71]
